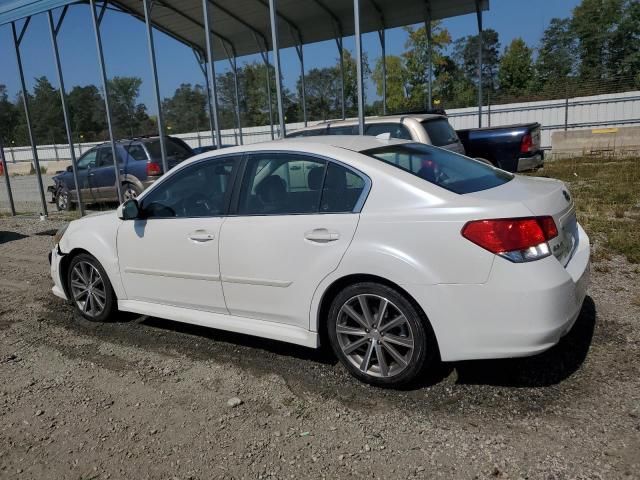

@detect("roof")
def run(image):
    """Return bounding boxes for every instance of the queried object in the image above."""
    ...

[290,113,445,131]
[1,1,489,60]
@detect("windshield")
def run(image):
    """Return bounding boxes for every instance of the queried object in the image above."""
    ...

[421,118,459,146]
[362,143,512,194]
[146,138,193,160]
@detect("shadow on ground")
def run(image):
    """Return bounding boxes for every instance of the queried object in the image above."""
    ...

[136,296,596,390]
[0,231,28,244]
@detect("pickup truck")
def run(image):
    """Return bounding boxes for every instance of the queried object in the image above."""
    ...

[456,122,543,172]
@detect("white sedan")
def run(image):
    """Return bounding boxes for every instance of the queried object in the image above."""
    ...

[49,136,590,387]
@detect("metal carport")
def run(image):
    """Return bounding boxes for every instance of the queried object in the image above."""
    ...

[0,0,489,216]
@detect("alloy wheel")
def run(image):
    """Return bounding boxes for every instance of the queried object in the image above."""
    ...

[123,187,138,201]
[69,261,107,318]
[56,191,68,210]
[336,294,415,378]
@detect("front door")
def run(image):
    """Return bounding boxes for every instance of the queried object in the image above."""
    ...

[219,152,367,328]
[117,155,239,312]
[73,149,98,204]
[92,146,122,202]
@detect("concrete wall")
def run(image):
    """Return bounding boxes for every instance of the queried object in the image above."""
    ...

[551,125,640,158]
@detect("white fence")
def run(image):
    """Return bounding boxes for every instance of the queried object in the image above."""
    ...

[3,90,640,164]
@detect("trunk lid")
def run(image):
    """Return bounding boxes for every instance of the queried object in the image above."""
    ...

[469,175,578,266]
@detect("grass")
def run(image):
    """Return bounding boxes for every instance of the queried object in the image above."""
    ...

[530,156,640,263]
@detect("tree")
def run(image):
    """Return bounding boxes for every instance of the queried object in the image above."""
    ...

[453,29,501,92]
[162,83,208,134]
[498,38,534,97]
[571,0,623,81]
[298,66,340,121]
[372,55,409,113]
[22,76,66,145]
[607,0,640,85]
[0,85,18,144]
[402,22,451,108]
[535,18,577,89]
[107,76,153,138]
[67,85,106,141]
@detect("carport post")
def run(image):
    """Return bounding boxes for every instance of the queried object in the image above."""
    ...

[268,0,286,137]
[256,39,275,140]
[335,36,346,120]
[223,46,243,146]
[425,3,433,110]
[0,139,16,216]
[47,9,85,217]
[202,0,223,147]
[11,20,48,217]
[295,41,307,127]
[90,0,123,204]
[378,29,386,115]
[143,0,169,173]
[475,0,483,128]
[353,0,365,135]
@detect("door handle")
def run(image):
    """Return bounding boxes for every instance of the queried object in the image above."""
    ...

[188,230,215,242]
[304,228,339,243]
[88,172,95,176]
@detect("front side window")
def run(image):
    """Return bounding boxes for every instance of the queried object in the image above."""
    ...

[365,123,412,140]
[140,157,236,218]
[363,143,512,194]
[76,150,97,170]
[327,125,356,135]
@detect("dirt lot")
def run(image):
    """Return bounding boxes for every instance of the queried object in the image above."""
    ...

[0,214,638,480]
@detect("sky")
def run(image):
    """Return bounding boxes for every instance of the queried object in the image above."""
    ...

[0,0,582,115]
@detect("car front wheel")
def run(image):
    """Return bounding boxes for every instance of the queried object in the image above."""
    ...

[327,282,437,387]
[55,188,75,211]
[67,253,116,322]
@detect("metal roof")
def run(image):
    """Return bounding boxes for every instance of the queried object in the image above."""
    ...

[1,0,489,60]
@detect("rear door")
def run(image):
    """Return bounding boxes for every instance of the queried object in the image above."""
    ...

[92,146,123,201]
[219,152,368,328]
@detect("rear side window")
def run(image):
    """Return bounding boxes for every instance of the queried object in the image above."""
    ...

[146,138,193,161]
[125,144,148,161]
[421,118,459,146]
[363,143,512,194]
[327,126,356,135]
[365,123,412,140]
[237,153,366,215]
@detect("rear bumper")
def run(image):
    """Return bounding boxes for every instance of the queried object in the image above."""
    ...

[517,153,544,172]
[405,223,590,362]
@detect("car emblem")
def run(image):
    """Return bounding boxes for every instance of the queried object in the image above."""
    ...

[562,190,570,202]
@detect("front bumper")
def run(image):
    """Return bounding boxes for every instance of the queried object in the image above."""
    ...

[405,223,590,362]
[50,247,68,300]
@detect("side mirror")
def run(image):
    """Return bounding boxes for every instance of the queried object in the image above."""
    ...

[66,165,73,172]
[117,199,140,220]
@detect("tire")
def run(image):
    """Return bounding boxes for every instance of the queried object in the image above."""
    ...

[67,253,117,322]
[55,188,75,212]
[327,282,437,388]
[122,182,142,202]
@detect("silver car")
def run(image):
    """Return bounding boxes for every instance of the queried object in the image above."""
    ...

[287,114,466,155]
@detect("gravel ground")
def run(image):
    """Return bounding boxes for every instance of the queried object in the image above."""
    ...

[0,217,639,479]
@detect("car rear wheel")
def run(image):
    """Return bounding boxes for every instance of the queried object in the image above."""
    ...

[67,253,116,322]
[327,282,436,387]
[122,183,142,201]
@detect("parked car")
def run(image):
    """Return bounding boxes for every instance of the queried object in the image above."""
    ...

[287,114,466,155]
[47,136,194,211]
[49,136,589,387]
[457,123,543,172]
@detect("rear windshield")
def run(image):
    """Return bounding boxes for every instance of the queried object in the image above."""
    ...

[362,143,512,194]
[421,118,459,146]
[146,138,193,160]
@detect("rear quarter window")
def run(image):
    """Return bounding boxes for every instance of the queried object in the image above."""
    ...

[363,143,512,194]
[421,118,460,147]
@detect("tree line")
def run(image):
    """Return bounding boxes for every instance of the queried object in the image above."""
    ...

[0,0,638,147]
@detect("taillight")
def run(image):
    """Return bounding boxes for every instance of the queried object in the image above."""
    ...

[520,133,533,153]
[461,216,558,262]
[146,162,162,176]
